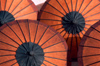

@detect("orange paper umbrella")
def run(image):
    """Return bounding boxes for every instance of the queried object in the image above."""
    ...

[38,0,100,63]
[0,20,67,66]
[78,20,100,66]
[0,0,38,26]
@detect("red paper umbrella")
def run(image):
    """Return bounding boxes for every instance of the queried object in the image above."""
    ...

[78,20,100,66]
[0,0,37,26]
[0,20,67,66]
[38,0,100,63]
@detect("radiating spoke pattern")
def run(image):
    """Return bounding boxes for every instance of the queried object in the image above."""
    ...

[78,21,100,66]
[0,20,68,66]
[38,0,100,63]
[0,0,38,26]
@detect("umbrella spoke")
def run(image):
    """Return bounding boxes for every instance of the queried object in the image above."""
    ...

[78,54,100,58]
[11,62,17,66]
[43,41,64,49]
[86,61,100,66]
[75,0,78,11]
[43,63,47,66]
[16,20,27,42]
[45,2,65,15]
[64,0,70,12]
[80,45,100,49]
[15,11,37,19]
[44,60,57,66]
[71,0,73,11]
[40,33,58,46]
[6,23,23,43]
[63,32,67,37]
[81,0,92,13]
[34,21,39,42]
[85,19,100,22]
[78,0,84,12]
[0,49,16,52]
[0,31,20,46]
[91,26,100,33]
[84,35,100,41]
[0,58,16,65]
[37,26,49,44]
[85,12,100,18]
[44,56,67,61]
[83,3,100,16]
[0,41,17,48]
[0,0,1,10]
[66,33,70,42]
[50,24,62,27]
[11,0,23,13]
[38,19,62,22]
[59,29,65,34]
[56,27,63,31]
[27,20,31,42]
[56,0,67,14]
[45,50,67,53]
[40,10,62,18]
[0,54,15,57]
[14,3,33,16]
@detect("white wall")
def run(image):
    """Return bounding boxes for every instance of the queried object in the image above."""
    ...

[32,0,46,5]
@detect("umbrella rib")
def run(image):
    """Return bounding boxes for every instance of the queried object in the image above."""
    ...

[43,41,64,49]
[34,21,39,42]
[85,12,100,18]
[75,0,78,11]
[86,61,100,66]
[56,27,63,31]
[59,29,65,34]
[15,11,37,19]
[44,56,67,61]
[40,33,58,46]
[45,51,67,53]
[85,19,100,22]
[85,35,100,41]
[66,33,70,42]
[83,3,100,16]
[0,31,20,46]
[11,0,23,13]
[0,0,1,10]
[81,0,92,13]
[0,41,17,48]
[43,63,47,66]
[71,0,73,12]
[0,49,16,52]
[80,45,100,49]
[78,33,81,39]
[38,19,62,22]
[78,54,100,58]
[91,26,100,33]
[4,0,7,11]
[56,0,67,14]
[6,23,23,43]
[0,54,15,57]
[45,2,65,15]
[40,10,62,18]
[44,60,57,66]
[78,0,84,12]
[27,20,31,42]
[16,20,27,42]
[13,3,33,16]
[37,26,49,44]
[8,0,14,11]
[63,32,67,37]
[11,62,17,66]
[0,58,16,65]
[64,0,70,12]
[50,24,62,27]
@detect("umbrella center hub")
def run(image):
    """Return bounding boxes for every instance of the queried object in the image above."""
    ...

[62,11,85,34]
[0,11,15,26]
[16,42,44,66]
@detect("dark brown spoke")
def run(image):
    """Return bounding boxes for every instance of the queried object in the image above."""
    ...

[43,63,47,66]
[0,54,15,57]
[78,54,100,58]
[27,20,31,42]
[11,62,17,66]
[0,49,16,52]
[85,12,100,18]
[45,50,67,53]
[38,19,62,22]
[80,45,100,49]
[64,0,70,12]
[44,60,57,66]
[86,61,100,66]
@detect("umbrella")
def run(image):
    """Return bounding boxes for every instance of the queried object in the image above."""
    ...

[38,0,100,63]
[0,20,68,66]
[0,0,38,26]
[78,20,100,66]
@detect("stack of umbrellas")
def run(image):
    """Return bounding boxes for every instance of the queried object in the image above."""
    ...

[0,0,99,66]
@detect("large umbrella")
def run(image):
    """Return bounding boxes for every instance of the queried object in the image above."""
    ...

[38,0,100,63]
[78,20,100,66]
[0,0,38,26]
[0,20,68,66]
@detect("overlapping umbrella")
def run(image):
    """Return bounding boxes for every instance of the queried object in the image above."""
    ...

[0,0,38,26]
[0,20,67,66]
[78,20,100,66]
[38,0,100,63]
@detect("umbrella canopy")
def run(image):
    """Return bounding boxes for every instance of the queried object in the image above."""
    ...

[0,0,38,26]
[0,20,68,66]
[78,20,100,66]
[38,0,100,62]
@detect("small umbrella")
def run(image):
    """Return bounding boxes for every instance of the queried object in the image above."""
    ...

[0,20,68,66]
[0,0,38,26]
[38,0,100,63]
[78,20,100,66]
